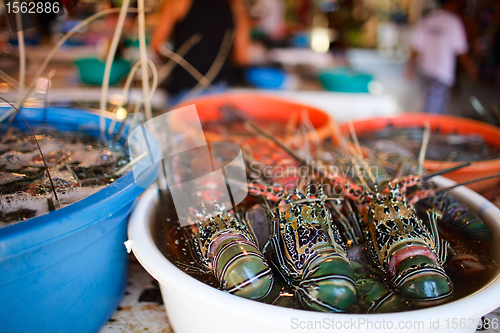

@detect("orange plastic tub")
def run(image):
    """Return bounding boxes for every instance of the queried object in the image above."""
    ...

[172,93,334,142]
[339,113,500,193]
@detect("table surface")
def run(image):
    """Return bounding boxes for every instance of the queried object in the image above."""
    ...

[100,256,500,333]
[99,258,173,333]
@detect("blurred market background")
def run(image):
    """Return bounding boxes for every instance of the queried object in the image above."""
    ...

[2,2,500,332]
[0,0,498,123]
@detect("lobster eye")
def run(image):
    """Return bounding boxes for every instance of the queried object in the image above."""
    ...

[393,205,400,212]
[384,207,390,214]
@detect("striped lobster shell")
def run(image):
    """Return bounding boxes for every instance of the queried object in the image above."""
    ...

[191,211,274,300]
[263,186,357,312]
[362,184,453,305]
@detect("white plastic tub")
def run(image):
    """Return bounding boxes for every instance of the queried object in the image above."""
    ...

[128,177,500,333]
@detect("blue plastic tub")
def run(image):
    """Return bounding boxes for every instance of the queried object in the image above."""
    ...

[318,67,373,93]
[245,67,287,89]
[0,106,157,333]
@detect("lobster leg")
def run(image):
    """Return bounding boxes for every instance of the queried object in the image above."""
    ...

[351,260,407,313]
[424,209,449,265]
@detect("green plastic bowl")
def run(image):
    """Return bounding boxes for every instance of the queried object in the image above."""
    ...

[74,58,130,86]
[318,67,373,93]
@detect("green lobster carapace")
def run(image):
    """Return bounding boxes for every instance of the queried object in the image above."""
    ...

[261,186,357,312]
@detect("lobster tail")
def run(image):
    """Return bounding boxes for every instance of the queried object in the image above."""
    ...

[213,235,274,300]
[297,243,357,312]
[192,212,275,301]
[392,255,453,304]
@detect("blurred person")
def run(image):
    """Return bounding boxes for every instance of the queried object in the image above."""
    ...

[251,0,286,46]
[152,0,250,105]
[406,0,477,114]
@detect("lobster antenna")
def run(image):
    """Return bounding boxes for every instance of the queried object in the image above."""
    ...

[198,202,214,223]
[294,188,306,200]
[301,109,321,147]
[330,117,350,151]
[300,122,312,162]
[213,200,223,213]
[345,199,364,242]
[16,12,26,104]
[267,197,340,213]
[185,29,234,99]
[352,158,372,194]
[347,121,363,158]
[318,184,325,200]
[345,143,377,185]
[417,123,431,176]
[434,173,500,193]
[284,111,299,141]
[0,96,59,203]
[422,162,471,181]
[99,0,131,138]
[297,176,307,190]
[1,127,13,142]
[347,121,377,183]
[137,0,153,122]
[387,181,395,199]
[344,125,364,163]
[246,121,327,178]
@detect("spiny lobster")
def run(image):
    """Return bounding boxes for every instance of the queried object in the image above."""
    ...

[250,183,357,312]
[189,205,275,300]
[164,142,275,301]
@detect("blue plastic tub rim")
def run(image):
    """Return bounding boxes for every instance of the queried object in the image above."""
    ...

[0,106,158,257]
